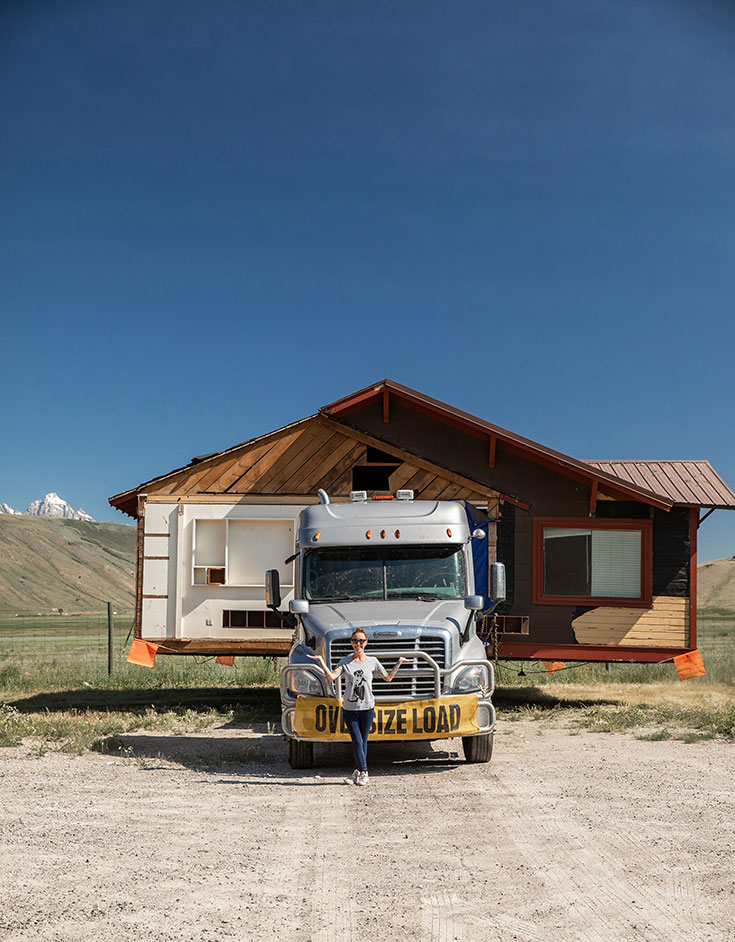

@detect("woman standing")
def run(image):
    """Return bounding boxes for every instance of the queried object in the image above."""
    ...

[308,629,404,786]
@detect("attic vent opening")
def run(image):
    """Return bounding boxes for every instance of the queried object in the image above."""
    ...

[352,465,399,491]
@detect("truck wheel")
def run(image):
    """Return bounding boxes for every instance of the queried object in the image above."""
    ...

[288,738,314,769]
[462,731,493,763]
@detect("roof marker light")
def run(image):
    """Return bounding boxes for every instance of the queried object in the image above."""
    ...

[395,529,401,538]
[396,490,414,500]
[380,530,386,539]
[313,532,320,542]
[366,530,372,539]
[447,528,452,537]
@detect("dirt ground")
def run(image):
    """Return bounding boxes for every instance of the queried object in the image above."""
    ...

[1,717,733,942]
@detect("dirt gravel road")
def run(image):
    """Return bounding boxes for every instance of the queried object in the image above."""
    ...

[1,719,733,942]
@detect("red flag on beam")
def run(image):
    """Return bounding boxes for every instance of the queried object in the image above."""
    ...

[543,660,565,673]
[673,650,706,680]
[127,639,159,668]
[216,656,235,667]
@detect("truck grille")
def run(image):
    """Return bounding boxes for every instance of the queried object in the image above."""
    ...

[329,635,447,700]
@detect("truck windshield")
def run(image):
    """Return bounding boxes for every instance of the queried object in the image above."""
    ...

[303,545,465,602]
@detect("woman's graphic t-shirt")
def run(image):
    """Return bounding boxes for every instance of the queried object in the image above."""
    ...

[336,655,388,711]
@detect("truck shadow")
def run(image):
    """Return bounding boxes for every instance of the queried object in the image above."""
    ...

[94,726,462,780]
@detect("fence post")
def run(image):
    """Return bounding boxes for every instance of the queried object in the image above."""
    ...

[107,602,114,676]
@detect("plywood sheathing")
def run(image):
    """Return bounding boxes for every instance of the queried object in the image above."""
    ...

[572,596,689,647]
[143,415,493,505]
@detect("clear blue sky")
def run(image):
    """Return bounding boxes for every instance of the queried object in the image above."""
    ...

[2,0,734,560]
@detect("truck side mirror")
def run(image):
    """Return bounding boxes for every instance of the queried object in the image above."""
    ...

[289,600,310,615]
[464,595,484,611]
[489,563,506,603]
[265,570,281,609]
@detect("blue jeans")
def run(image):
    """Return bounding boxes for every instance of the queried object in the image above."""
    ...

[343,708,375,773]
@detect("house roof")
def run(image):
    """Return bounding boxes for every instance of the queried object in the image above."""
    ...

[321,379,675,510]
[110,379,735,518]
[582,460,735,509]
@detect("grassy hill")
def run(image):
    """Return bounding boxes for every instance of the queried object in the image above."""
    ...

[0,516,136,614]
[697,557,735,613]
[0,512,732,616]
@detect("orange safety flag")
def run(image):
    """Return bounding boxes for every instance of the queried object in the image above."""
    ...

[127,639,159,668]
[673,650,706,680]
[543,660,566,673]
[216,656,235,666]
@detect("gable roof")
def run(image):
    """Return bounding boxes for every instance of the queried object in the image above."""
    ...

[321,379,675,510]
[108,413,496,518]
[111,378,735,519]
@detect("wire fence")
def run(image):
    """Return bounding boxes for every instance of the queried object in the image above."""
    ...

[0,608,134,672]
[1,607,732,690]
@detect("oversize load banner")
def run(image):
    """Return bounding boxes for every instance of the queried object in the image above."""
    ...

[293,695,480,741]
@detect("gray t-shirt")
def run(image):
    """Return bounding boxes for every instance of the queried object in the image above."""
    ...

[336,655,388,711]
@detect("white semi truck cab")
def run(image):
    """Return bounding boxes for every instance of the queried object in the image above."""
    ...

[266,489,505,768]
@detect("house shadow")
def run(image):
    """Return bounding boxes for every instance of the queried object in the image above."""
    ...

[8,686,282,720]
[493,685,620,710]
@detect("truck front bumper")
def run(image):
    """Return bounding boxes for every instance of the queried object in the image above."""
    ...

[282,693,495,742]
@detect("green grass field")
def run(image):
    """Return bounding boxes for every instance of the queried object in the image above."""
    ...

[0,610,732,694]
[1,611,733,754]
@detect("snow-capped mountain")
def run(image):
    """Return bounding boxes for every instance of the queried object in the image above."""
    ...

[0,493,95,522]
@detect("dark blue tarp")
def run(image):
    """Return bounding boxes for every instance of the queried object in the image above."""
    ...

[463,501,495,603]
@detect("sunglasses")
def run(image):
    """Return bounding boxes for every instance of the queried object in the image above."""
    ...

[351,638,367,645]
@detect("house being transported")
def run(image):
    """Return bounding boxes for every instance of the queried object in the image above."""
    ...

[109,380,735,663]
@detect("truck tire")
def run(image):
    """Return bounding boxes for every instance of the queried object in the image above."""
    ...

[462,731,493,763]
[288,737,314,769]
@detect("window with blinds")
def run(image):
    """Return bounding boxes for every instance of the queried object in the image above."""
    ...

[536,519,650,605]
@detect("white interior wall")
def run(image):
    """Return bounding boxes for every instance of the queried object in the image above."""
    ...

[140,500,305,641]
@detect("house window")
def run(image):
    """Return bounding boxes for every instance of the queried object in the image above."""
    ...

[533,518,652,607]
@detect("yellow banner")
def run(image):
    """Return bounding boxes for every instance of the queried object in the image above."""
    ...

[293,695,479,741]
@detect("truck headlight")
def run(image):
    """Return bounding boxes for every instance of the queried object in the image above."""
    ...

[452,664,487,693]
[289,669,324,697]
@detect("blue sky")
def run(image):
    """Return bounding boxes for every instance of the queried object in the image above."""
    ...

[2,0,734,560]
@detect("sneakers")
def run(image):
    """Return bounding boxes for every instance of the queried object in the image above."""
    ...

[355,771,369,787]
[345,769,360,785]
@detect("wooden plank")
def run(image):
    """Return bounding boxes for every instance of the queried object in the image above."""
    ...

[152,463,212,497]
[280,434,358,493]
[207,438,282,492]
[226,429,304,493]
[144,494,321,505]
[418,477,456,499]
[433,482,466,500]
[134,514,144,638]
[385,463,422,491]
[400,468,439,495]
[156,639,292,656]
[253,422,335,492]
[573,597,689,646]
[323,444,369,495]
[196,453,252,493]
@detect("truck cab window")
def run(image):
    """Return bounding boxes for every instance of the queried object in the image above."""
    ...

[303,546,465,602]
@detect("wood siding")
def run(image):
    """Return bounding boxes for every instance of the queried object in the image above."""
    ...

[143,415,493,505]
[572,596,689,647]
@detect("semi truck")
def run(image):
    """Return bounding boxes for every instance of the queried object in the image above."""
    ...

[265,488,506,768]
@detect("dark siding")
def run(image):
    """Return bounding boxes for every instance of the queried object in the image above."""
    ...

[596,502,690,598]
[495,502,514,615]
[341,402,589,644]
